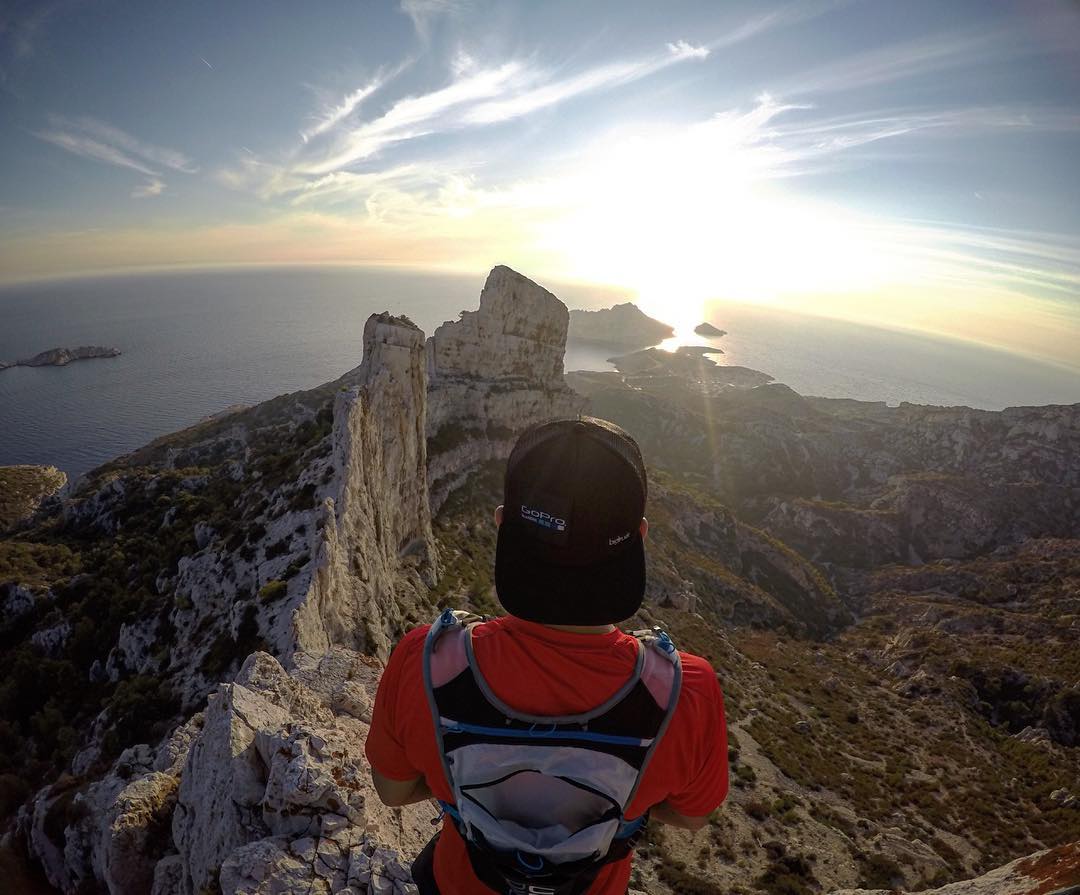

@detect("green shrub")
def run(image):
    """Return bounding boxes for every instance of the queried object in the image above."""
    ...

[259,580,288,603]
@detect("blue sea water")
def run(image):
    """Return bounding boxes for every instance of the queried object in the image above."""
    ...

[1,265,1078,480]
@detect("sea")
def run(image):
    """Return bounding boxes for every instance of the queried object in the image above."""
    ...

[2,265,1079,480]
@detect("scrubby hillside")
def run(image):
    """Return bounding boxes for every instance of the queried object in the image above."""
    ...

[0,266,1077,895]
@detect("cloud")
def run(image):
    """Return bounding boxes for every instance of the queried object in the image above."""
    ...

[33,116,198,176]
[462,48,711,126]
[752,104,1080,169]
[295,62,528,175]
[290,40,719,176]
[785,27,1009,96]
[667,40,709,60]
[34,128,159,176]
[400,0,465,41]
[227,4,857,204]
[132,178,166,198]
[301,75,387,143]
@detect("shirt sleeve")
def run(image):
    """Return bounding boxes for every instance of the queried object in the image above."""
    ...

[364,626,429,781]
[663,655,729,817]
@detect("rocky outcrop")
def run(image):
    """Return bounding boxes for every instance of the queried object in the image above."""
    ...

[2,346,122,371]
[694,322,725,337]
[23,716,199,894]
[426,266,585,509]
[426,266,568,388]
[24,649,432,895]
[567,302,674,347]
[829,839,1080,895]
[168,650,433,895]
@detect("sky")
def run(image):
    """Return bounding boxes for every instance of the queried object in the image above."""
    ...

[1,0,1079,370]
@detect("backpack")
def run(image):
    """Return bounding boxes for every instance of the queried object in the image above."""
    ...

[422,608,682,895]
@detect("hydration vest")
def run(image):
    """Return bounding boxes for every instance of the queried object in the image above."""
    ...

[422,609,682,895]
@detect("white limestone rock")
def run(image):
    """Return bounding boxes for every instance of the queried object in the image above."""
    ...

[170,651,435,895]
[31,619,72,656]
[293,314,436,659]
[427,265,569,388]
[426,266,586,510]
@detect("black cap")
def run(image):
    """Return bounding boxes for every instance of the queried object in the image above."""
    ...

[495,416,647,625]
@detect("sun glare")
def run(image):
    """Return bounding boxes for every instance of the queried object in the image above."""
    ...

[537,113,905,329]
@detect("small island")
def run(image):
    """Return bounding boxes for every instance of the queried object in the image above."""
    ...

[568,303,675,348]
[694,321,726,337]
[1,346,121,372]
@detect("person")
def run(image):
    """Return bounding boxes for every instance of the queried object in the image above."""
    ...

[366,416,729,894]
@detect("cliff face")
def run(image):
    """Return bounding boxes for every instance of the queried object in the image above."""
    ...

[425,265,585,509]
[294,314,435,659]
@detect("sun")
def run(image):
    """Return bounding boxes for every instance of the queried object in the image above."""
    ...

[532,114,903,330]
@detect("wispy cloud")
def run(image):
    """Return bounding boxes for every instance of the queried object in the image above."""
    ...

[132,178,166,198]
[786,27,1008,96]
[667,40,709,60]
[230,4,865,204]
[400,0,466,42]
[260,41,716,183]
[462,47,713,126]
[294,61,528,175]
[33,116,198,176]
[301,75,388,144]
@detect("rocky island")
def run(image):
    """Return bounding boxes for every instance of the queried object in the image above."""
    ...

[694,321,726,337]
[0,266,1077,895]
[567,302,675,347]
[0,346,121,372]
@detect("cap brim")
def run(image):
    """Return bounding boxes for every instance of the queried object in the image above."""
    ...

[494,523,645,625]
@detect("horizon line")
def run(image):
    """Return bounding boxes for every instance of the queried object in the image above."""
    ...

[2,259,1078,379]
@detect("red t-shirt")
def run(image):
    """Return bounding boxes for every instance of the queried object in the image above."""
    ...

[366,616,729,894]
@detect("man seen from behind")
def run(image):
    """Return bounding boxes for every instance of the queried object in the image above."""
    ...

[366,416,729,894]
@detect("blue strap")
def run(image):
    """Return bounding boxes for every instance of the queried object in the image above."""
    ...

[614,814,646,839]
[516,851,545,872]
[437,800,462,823]
[442,720,647,747]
